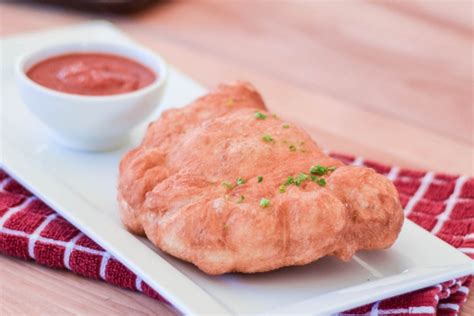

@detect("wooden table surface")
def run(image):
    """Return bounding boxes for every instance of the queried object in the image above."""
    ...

[0,1,472,315]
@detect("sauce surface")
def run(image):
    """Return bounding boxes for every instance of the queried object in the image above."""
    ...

[27,53,156,96]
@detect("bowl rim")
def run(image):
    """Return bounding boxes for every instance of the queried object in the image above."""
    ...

[15,41,168,102]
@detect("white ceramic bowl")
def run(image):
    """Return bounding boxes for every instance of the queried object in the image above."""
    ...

[16,42,167,151]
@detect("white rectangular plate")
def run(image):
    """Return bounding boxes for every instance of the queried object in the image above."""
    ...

[1,22,472,315]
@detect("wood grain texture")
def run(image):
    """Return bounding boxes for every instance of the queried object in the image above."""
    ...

[0,1,472,315]
[0,255,176,316]
[131,0,473,143]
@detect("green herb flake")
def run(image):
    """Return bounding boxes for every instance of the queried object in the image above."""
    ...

[298,173,309,181]
[317,178,327,187]
[328,166,337,172]
[310,175,318,182]
[237,195,245,203]
[285,176,295,185]
[282,124,290,129]
[298,172,309,180]
[262,134,274,143]
[236,177,246,186]
[310,165,328,175]
[222,181,233,190]
[289,144,297,152]
[257,176,263,183]
[279,185,286,193]
[294,173,308,186]
[255,111,267,120]
[260,198,270,208]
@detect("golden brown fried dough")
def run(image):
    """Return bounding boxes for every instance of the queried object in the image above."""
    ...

[118,82,404,275]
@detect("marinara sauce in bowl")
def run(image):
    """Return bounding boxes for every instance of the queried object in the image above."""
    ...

[16,42,167,151]
[26,52,157,96]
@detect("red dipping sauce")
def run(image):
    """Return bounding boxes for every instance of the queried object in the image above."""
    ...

[26,53,156,96]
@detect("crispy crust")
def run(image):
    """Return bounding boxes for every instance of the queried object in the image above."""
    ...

[117,82,404,275]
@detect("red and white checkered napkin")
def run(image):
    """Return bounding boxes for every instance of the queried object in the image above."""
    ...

[0,153,473,315]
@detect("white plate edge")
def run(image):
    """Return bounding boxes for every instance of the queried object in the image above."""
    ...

[1,138,232,315]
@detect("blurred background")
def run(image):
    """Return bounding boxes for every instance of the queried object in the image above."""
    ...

[0,0,472,172]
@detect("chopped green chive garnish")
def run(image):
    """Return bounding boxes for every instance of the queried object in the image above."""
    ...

[310,165,327,175]
[285,176,294,185]
[236,177,246,186]
[295,173,308,186]
[257,176,263,183]
[298,173,309,181]
[262,134,274,143]
[310,165,337,175]
[317,178,326,187]
[282,124,290,129]
[260,198,270,208]
[289,144,297,152]
[255,111,267,120]
[222,182,233,190]
[279,167,334,192]
[237,195,245,203]
[310,175,327,186]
